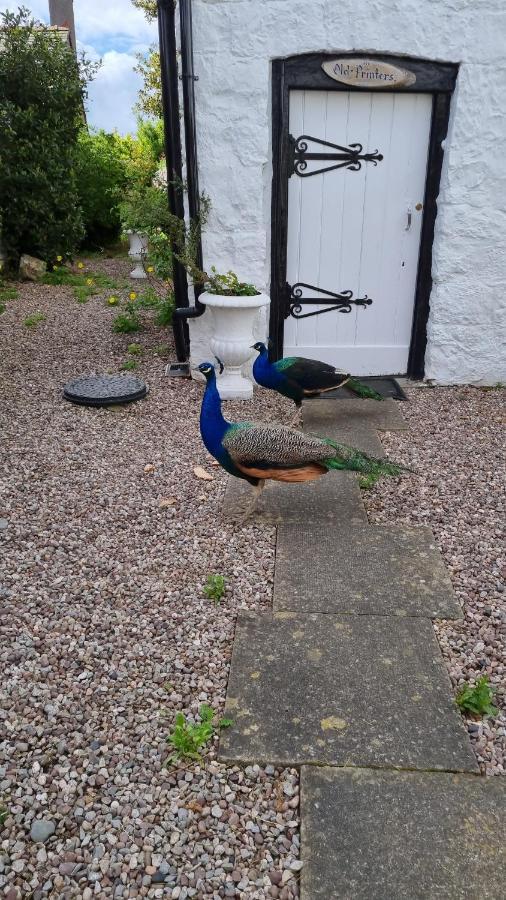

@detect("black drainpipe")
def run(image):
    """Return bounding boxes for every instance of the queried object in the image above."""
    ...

[173,0,206,323]
[157,0,190,360]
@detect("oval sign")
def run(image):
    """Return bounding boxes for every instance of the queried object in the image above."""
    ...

[322,58,416,89]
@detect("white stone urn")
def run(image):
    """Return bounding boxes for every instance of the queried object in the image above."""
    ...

[200,291,270,399]
[127,230,148,279]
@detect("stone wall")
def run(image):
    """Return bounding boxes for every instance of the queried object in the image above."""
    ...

[189,0,506,384]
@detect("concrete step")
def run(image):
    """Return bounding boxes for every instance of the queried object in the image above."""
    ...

[303,397,408,433]
[222,472,367,525]
[274,524,461,618]
[219,611,477,773]
[300,767,506,899]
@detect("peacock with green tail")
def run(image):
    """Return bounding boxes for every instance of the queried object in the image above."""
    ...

[198,361,410,519]
[252,341,382,426]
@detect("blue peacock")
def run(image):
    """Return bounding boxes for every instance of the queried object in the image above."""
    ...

[198,361,409,519]
[252,341,382,426]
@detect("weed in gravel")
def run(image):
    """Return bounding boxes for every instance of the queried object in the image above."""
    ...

[120,359,138,371]
[203,574,226,603]
[0,803,7,827]
[113,310,140,333]
[23,312,46,328]
[43,268,127,303]
[0,284,18,305]
[153,344,170,357]
[166,704,233,765]
[358,473,380,490]
[456,676,498,717]
[127,343,143,355]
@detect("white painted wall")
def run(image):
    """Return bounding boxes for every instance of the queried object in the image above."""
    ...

[188,0,506,384]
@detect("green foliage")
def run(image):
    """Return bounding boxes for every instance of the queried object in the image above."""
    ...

[121,359,138,371]
[0,803,7,827]
[0,281,18,313]
[203,575,226,603]
[456,676,498,717]
[113,309,141,334]
[166,704,233,765]
[119,186,172,235]
[127,343,143,355]
[134,47,162,119]
[0,9,96,265]
[154,295,174,327]
[74,130,131,245]
[132,0,157,20]
[206,267,259,297]
[153,344,170,357]
[23,311,46,328]
[42,266,126,302]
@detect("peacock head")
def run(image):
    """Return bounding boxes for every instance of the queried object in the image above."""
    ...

[197,361,216,380]
[251,341,267,354]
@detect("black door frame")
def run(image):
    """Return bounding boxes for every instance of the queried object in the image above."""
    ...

[269,52,458,378]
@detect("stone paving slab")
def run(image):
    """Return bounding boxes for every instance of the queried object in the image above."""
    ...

[300,767,506,899]
[304,415,385,456]
[219,612,477,772]
[222,472,367,525]
[303,397,408,431]
[274,524,461,618]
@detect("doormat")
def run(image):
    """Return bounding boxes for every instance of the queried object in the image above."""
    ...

[63,374,148,407]
[314,376,408,401]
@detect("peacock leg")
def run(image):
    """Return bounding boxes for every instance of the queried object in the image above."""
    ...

[239,480,265,524]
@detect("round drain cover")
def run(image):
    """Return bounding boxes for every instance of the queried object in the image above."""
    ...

[63,374,148,407]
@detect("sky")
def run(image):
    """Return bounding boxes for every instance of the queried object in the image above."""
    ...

[0,0,158,134]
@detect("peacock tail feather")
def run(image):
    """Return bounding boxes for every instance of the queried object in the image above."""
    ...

[346,378,384,401]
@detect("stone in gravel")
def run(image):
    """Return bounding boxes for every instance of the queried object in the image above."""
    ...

[30,819,56,842]
[0,518,8,529]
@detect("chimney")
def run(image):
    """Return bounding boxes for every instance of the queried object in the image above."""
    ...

[48,0,77,52]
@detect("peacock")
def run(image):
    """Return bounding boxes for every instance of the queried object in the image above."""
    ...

[252,341,383,426]
[198,361,410,520]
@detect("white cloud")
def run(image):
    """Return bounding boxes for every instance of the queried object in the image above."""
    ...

[0,0,159,133]
[86,49,143,135]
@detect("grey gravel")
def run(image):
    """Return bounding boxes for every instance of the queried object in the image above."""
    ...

[363,384,505,775]
[0,258,299,898]
[29,819,56,843]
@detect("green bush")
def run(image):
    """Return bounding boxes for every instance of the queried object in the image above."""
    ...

[74,130,131,245]
[0,9,94,266]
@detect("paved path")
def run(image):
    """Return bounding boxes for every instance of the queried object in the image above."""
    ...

[220,398,505,898]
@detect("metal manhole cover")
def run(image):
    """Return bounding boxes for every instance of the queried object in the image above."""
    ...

[63,374,148,407]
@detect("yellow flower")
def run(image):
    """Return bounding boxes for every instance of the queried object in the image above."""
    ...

[52,265,59,271]
[77,262,84,269]
[129,292,137,301]
[56,255,63,262]
[86,278,93,286]
[147,266,154,273]
[107,296,119,306]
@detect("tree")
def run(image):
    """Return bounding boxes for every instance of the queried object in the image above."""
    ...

[134,46,162,119]
[0,8,96,264]
[132,0,157,20]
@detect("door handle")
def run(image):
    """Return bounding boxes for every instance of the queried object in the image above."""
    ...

[405,205,412,231]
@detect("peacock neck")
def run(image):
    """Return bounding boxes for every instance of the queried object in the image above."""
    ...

[200,373,230,455]
[253,348,273,381]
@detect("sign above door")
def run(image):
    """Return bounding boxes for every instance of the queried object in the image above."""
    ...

[322,58,416,89]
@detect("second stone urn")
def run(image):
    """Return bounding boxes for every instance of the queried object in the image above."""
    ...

[199,291,270,399]
[127,231,148,279]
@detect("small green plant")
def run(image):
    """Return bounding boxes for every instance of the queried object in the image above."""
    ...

[206,267,258,297]
[0,803,7,827]
[456,676,498,717]
[42,267,127,304]
[0,284,18,303]
[127,343,143,355]
[154,294,174,327]
[166,704,233,765]
[358,473,380,490]
[121,359,138,371]
[153,343,170,357]
[113,310,140,333]
[23,311,46,328]
[203,574,226,603]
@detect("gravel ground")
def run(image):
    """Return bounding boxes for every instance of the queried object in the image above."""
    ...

[0,258,299,899]
[1,258,504,898]
[364,384,505,775]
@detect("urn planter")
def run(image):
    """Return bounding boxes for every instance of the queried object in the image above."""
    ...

[127,230,148,279]
[199,290,270,399]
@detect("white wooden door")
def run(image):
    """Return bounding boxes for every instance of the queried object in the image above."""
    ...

[284,90,433,375]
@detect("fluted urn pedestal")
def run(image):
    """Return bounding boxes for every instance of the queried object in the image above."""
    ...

[199,291,270,399]
[127,231,148,279]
